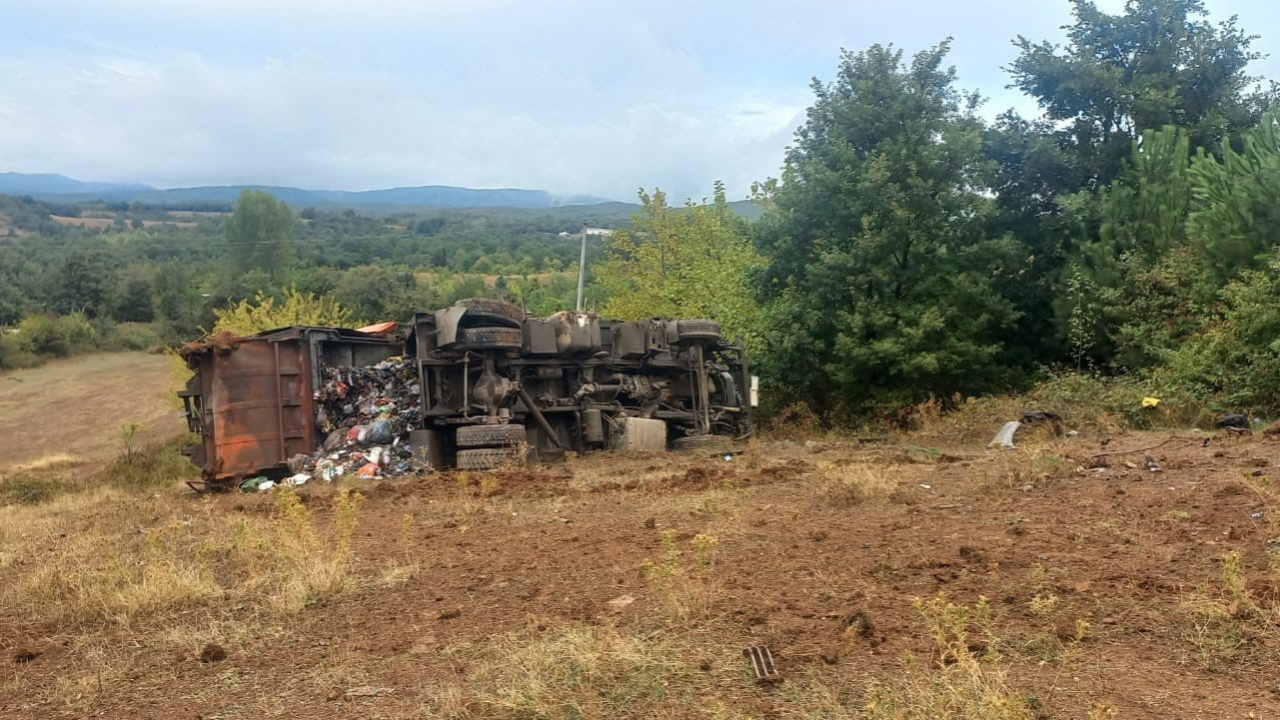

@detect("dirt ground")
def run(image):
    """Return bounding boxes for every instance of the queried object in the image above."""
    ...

[0,352,183,473]
[4,420,1280,718]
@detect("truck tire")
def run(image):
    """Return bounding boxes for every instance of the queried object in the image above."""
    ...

[457,423,527,448]
[457,326,523,350]
[457,447,525,470]
[676,319,722,341]
[674,434,733,453]
[456,298,525,328]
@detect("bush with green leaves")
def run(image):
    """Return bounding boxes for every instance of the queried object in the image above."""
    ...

[16,312,97,358]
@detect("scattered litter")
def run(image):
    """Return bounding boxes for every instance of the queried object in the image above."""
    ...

[238,476,271,493]
[1144,456,1162,473]
[919,484,932,490]
[1142,397,1162,409]
[283,473,310,488]
[988,421,1021,449]
[304,358,422,481]
[1067,430,1079,437]
[743,645,782,684]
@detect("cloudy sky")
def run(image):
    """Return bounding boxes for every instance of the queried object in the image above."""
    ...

[1,0,1277,201]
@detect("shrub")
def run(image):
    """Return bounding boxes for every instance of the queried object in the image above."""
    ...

[102,322,164,352]
[17,312,97,357]
[0,332,38,370]
[213,287,353,335]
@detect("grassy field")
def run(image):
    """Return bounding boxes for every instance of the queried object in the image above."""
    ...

[0,351,183,474]
[3,356,1280,718]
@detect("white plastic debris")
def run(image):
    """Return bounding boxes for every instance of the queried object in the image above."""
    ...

[283,473,311,488]
[256,480,276,492]
[988,421,1021,449]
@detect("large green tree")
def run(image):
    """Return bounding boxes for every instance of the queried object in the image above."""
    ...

[1009,0,1267,190]
[52,248,114,318]
[225,189,295,283]
[753,42,1025,416]
[1187,110,1280,283]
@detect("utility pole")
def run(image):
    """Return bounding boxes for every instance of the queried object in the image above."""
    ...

[575,224,587,311]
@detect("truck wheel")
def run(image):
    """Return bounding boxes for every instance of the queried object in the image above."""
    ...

[457,447,526,470]
[676,319,722,341]
[674,434,733,453]
[456,298,525,328]
[457,423,527,448]
[457,326,523,350]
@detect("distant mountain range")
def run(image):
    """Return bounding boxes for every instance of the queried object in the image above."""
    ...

[0,173,611,209]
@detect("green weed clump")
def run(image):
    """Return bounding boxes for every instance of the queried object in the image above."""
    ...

[864,594,1035,720]
[641,529,720,622]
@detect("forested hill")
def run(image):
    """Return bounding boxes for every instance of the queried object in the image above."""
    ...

[0,173,610,209]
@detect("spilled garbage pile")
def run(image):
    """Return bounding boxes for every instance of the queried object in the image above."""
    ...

[238,358,423,492]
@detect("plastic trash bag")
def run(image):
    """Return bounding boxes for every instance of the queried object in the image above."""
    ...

[988,421,1021,449]
[366,418,394,445]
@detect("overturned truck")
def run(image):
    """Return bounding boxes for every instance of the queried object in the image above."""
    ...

[180,299,755,487]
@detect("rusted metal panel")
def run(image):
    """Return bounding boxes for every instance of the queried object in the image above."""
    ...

[203,336,312,480]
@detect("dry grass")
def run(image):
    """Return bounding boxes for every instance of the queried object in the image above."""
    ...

[641,529,722,623]
[862,595,1035,720]
[0,351,181,473]
[814,461,898,507]
[0,434,197,505]
[1,484,369,627]
[431,625,704,719]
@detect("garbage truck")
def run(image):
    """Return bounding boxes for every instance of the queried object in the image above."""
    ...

[180,298,755,488]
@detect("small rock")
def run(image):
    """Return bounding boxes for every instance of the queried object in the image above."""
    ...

[819,646,840,665]
[438,608,462,620]
[810,531,829,542]
[643,517,656,529]
[699,659,712,671]
[326,690,342,702]
[199,643,227,664]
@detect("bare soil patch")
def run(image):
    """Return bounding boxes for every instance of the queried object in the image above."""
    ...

[3,354,1280,718]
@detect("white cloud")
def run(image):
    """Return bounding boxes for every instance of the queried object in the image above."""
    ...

[0,0,1275,200]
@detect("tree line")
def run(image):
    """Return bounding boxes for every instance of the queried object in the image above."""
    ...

[600,0,1280,418]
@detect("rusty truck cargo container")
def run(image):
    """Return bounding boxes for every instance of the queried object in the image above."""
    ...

[179,326,400,485]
